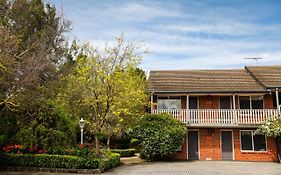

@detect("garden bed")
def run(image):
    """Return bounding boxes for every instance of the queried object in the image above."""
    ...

[0,151,121,172]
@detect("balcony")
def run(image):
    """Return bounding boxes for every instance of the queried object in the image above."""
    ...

[152,109,280,127]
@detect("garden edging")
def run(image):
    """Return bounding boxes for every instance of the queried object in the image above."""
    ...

[0,166,101,174]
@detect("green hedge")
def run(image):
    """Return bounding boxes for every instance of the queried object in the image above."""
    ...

[98,153,121,172]
[0,153,98,169]
[0,153,120,172]
[107,149,135,157]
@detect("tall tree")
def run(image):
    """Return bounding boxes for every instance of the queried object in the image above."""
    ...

[59,36,148,154]
[0,0,72,147]
[0,0,70,110]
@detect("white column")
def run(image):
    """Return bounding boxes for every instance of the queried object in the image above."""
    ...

[186,94,189,123]
[276,88,280,113]
[233,94,237,124]
[232,94,236,109]
[186,94,189,109]
[151,93,154,114]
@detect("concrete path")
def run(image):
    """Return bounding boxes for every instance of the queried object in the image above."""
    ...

[103,161,281,175]
[1,161,281,175]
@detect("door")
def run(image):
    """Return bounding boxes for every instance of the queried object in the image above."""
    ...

[188,131,199,160]
[221,131,233,160]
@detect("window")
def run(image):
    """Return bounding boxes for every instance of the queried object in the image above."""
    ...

[239,96,264,109]
[240,130,266,152]
[157,96,181,110]
[251,96,264,109]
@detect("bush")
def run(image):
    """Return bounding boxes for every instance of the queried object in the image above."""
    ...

[0,153,99,169]
[47,144,95,158]
[103,149,135,157]
[131,114,186,161]
[130,139,140,152]
[98,153,121,172]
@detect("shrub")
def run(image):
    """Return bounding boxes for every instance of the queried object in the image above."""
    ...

[103,148,135,157]
[0,153,99,169]
[98,153,121,172]
[131,114,186,161]
[46,144,95,158]
[130,138,140,152]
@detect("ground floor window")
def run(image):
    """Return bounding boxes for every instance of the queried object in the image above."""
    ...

[240,130,267,151]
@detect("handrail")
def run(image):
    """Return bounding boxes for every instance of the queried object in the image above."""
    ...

[152,109,279,124]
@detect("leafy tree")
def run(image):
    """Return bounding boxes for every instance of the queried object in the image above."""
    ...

[15,99,77,149]
[59,36,148,154]
[259,116,281,136]
[131,114,186,161]
[0,0,72,147]
[0,0,70,110]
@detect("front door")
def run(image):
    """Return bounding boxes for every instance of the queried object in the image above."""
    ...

[221,131,233,160]
[188,131,199,160]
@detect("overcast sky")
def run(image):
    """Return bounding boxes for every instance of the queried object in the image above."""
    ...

[47,0,281,71]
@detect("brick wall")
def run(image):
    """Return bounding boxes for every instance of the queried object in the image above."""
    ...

[199,129,221,160]
[199,96,219,109]
[264,94,273,109]
[172,128,278,162]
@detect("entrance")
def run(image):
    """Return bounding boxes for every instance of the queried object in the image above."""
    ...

[221,131,233,160]
[188,131,199,160]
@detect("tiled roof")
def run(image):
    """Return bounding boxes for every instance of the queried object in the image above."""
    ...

[246,65,281,89]
[148,65,281,93]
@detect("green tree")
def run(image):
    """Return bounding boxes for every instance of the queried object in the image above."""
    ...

[259,116,281,137]
[0,0,70,110]
[0,0,71,147]
[131,114,186,161]
[59,36,148,154]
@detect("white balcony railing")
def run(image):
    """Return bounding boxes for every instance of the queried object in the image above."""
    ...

[152,109,280,125]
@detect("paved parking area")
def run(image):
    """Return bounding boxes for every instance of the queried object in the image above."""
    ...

[1,161,281,175]
[103,161,281,175]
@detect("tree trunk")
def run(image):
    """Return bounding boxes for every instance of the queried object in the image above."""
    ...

[107,136,111,150]
[95,136,100,156]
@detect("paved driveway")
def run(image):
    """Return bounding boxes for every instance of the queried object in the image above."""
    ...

[1,161,281,175]
[103,161,281,175]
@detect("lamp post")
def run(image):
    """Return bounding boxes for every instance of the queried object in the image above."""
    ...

[79,118,85,145]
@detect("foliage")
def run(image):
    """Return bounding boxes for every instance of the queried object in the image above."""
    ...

[1,144,46,154]
[58,36,148,154]
[47,144,95,158]
[131,114,186,161]
[103,148,135,157]
[130,138,141,151]
[15,100,77,149]
[0,153,99,169]
[259,116,281,137]
[0,0,70,110]
[108,136,131,149]
[0,152,120,172]
[98,152,121,172]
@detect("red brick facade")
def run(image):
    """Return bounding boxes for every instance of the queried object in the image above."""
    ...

[155,94,278,162]
[173,128,278,162]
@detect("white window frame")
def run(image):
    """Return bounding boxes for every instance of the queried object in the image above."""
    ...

[157,96,181,110]
[240,130,267,152]
[238,96,264,109]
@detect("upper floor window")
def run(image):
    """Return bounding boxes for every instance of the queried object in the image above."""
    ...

[239,96,264,109]
[157,96,181,110]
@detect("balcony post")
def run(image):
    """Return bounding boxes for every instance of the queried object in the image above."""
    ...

[276,88,280,114]
[150,92,154,114]
[233,94,237,124]
[186,94,189,123]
